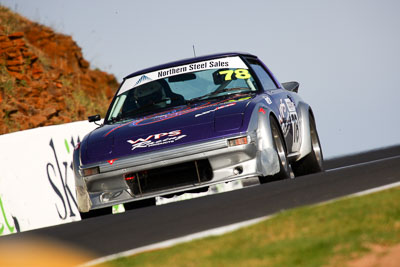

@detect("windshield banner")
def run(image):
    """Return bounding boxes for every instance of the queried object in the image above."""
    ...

[118,56,248,95]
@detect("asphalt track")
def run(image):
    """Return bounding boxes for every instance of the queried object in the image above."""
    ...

[3,145,400,260]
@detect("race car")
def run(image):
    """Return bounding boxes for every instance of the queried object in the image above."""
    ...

[73,52,323,217]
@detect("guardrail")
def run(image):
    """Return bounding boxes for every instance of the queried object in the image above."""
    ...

[0,121,99,235]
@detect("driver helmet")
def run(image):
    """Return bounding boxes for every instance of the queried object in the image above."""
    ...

[134,81,164,107]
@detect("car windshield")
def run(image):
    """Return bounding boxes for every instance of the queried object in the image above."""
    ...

[106,56,259,123]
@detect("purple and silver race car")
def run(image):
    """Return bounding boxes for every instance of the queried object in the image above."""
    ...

[73,52,323,216]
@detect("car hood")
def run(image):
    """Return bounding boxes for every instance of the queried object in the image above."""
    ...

[81,95,253,165]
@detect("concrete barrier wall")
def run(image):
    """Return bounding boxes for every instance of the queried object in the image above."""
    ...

[0,121,99,235]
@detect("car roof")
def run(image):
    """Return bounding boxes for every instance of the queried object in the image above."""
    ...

[124,52,257,79]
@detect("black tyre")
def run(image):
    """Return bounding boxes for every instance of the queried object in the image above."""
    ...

[259,117,291,183]
[80,207,112,220]
[292,114,324,176]
[124,198,156,210]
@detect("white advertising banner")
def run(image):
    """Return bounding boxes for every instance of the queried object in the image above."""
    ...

[118,56,248,95]
[0,121,99,235]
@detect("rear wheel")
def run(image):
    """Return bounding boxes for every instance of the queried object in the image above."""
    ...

[292,114,324,176]
[259,118,291,184]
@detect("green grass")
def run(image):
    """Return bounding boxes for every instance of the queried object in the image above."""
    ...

[101,187,400,267]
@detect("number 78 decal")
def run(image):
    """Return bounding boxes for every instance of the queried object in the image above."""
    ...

[219,69,251,80]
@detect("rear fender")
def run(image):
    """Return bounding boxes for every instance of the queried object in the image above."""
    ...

[296,102,312,161]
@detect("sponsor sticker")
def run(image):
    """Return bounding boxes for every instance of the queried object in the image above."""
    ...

[284,98,296,112]
[134,75,152,87]
[264,96,272,105]
[278,98,301,149]
[127,130,186,150]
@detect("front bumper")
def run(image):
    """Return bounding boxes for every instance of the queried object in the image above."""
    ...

[74,132,278,212]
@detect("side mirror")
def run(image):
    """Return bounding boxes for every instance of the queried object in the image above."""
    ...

[88,114,101,125]
[281,81,299,93]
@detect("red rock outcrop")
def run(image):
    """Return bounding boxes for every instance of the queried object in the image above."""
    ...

[0,6,119,134]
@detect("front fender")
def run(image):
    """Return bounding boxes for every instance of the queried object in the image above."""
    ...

[73,147,92,212]
[247,104,280,176]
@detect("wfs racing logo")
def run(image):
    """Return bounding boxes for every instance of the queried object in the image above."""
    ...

[127,130,186,150]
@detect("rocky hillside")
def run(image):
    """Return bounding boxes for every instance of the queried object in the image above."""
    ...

[0,6,119,134]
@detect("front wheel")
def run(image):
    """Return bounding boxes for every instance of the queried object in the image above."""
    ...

[292,114,324,176]
[80,207,112,220]
[259,118,291,184]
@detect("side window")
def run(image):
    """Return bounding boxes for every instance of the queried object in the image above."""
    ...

[247,59,278,90]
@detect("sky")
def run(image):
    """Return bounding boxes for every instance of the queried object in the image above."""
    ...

[2,0,400,158]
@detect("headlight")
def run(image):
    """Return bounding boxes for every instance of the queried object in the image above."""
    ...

[228,136,249,147]
[82,167,100,177]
